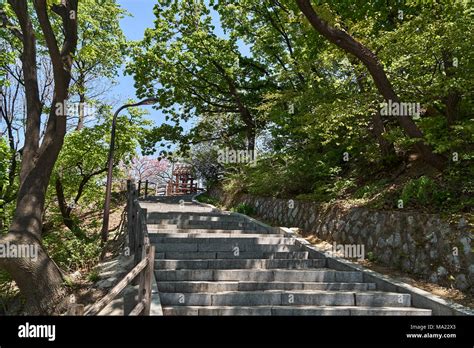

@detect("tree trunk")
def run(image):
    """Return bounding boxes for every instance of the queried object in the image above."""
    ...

[442,51,460,126]
[76,91,85,131]
[296,0,446,170]
[0,0,79,315]
[444,92,460,126]
[350,58,397,160]
[246,125,256,152]
[55,167,106,238]
[0,232,66,314]
[371,111,397,159]
[0,134,67,313]
[55,177,75,231]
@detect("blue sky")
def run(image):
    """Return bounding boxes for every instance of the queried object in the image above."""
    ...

[110,0,160,124]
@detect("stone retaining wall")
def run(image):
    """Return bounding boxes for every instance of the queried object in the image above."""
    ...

[209,187,473,292]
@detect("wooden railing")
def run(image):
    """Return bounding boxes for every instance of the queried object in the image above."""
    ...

[70,180,155,316]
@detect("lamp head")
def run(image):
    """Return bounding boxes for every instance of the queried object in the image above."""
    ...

[140,98,158,106]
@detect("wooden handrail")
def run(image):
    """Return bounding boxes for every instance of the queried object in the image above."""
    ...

[84,257,149,316]
[71,180,156,316]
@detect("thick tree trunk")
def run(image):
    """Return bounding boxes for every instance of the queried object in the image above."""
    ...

[0,0,78,315]
[1,105,68,314]
[296,0,446,170]
[0,126,67,313]
[0,232,66,314]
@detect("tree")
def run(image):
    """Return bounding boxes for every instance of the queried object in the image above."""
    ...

[51,109,148,235]
[180,0,471,205]
[70,0,126,130]
[0,0,78,314]
[127,156,169,184]
[127,0,275,153]
[295,0,446,170]
[1,0,127,240]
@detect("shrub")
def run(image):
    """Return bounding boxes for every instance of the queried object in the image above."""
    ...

[43,230,102,272]
[231,203,255,215]
[399,176,448,208]
[196,193,220,206]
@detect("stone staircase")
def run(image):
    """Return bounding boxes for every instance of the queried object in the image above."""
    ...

[142,196,432,316]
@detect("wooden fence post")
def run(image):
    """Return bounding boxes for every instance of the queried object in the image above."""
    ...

[137,244,146,315]
[127,180,135,254]
[133,205,141,267]
[144,245,155,315]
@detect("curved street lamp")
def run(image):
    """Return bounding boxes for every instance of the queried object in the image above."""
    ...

[101,98,158,245]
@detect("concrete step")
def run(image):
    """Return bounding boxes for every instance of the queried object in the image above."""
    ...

[149,232,285,240]
[155,259,326,270]
[154,243,303,252]
[157,281,377,293]
[155,251,309,260]
[162,305,431,316]
[147,212,244,221]
[155,269,362,282]
[150,219,257,225]
[159,290,411,307]
[149,222,269,230]
[177,219,263,225]
[147,228,275,234]
[149,236,297,245]
[149,217,248,224]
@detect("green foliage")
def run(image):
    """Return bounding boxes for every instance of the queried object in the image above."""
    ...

[0,137,16,234]
[127,0,274,157]
[354,179,390,200]
[366,251,376,262]
[87,270,100,283]
[231,203,255,216]
[48,107,148,215]
[43,229,102,272]
[126,0,472,216]
[76,0,127,77]
[196,0,472,217]
[195,193,220,207]
[400,176,448,208]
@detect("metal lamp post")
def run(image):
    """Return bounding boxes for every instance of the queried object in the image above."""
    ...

[101,98,157,244]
